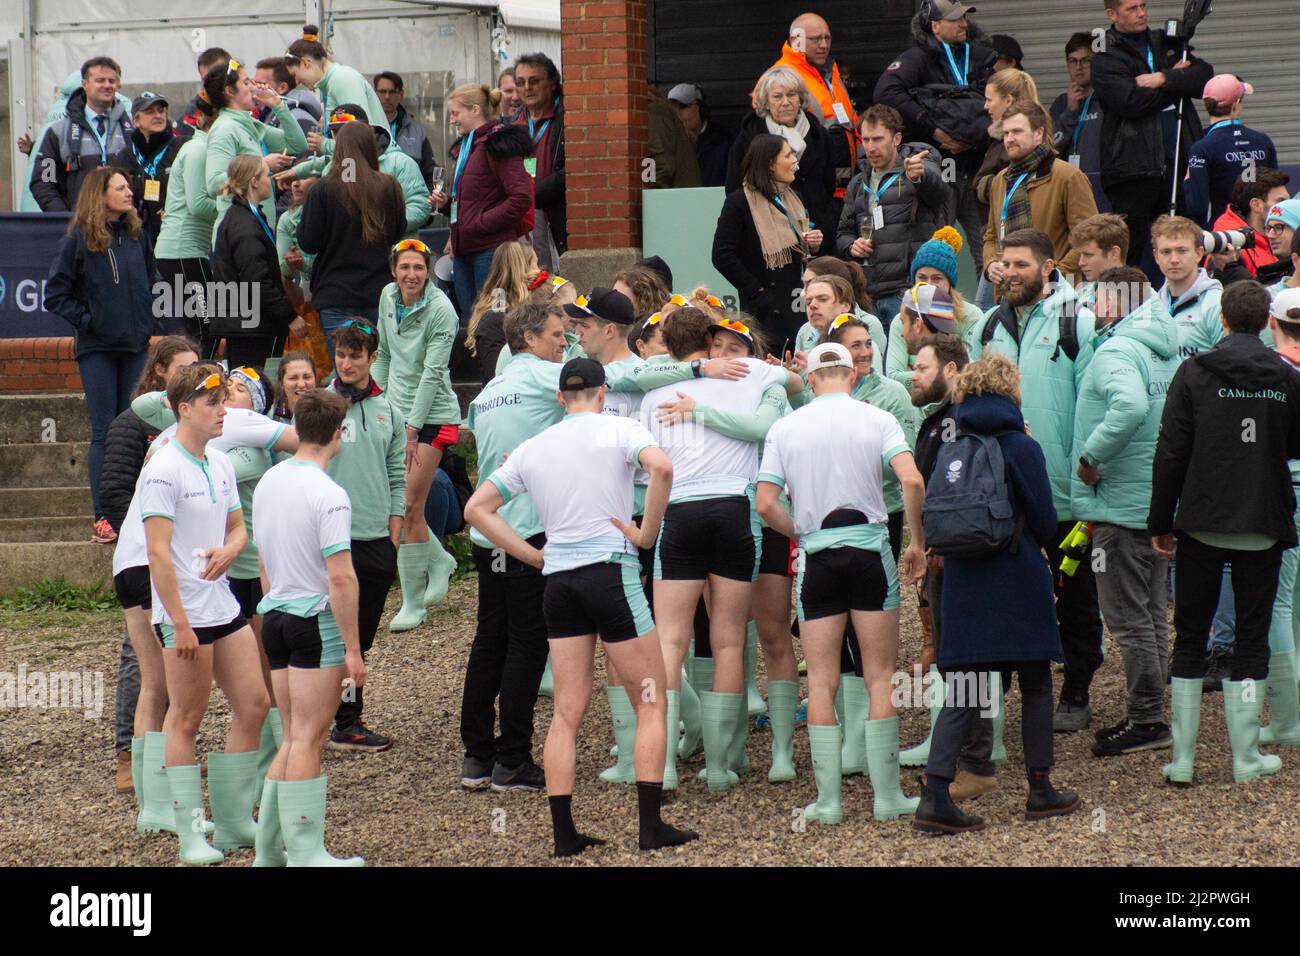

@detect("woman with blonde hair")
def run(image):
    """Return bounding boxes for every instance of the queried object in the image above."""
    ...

[46,167,159,543]
[914,353,1079,834]
[613,266,672,319]
[211,154,300,368]
[430,83,534,318]
[467,241,540,383]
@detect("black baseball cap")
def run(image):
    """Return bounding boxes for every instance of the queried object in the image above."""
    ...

[131,92,169,115]
[559,357,606,391]
[992,35,1024,67]
[564,288,636,325]
[637,255,674,289]
[329,103,369,126]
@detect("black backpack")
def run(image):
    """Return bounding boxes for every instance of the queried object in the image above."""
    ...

[922,430,1022,558]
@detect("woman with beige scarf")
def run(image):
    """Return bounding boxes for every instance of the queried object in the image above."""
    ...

[713,133,826,346]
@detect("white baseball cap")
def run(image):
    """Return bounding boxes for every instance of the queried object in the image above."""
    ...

[806,342,854,374]
[1271,288,1300,325]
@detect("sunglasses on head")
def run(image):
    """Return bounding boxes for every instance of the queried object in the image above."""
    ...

[342,319,376,337]
[185,371,225,403]
[329,112,359,126]
[829,313,857,331]
[550,275,570,288]
[667,293,688,307]
[392,238,430,254]
[715,318,751,336]
[226,57,241,76]
[229,366,260,381]
[701,294,723,308]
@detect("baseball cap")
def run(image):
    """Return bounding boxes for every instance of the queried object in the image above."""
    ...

[1271,288,1300,325]
[131,91,169,115]
[991,35,1024,66]
[1203,74,1254,107]
[559,357,606,391]
[666,84,703,106]
[564,288,635,325]
[1266,199,1300,231]
[903,283,961,334]
[637,254,674,289]
[806,342,853,375]
[930,0,976,21]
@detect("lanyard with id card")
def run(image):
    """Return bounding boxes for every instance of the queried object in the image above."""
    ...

[525,115,550,179]
[866,172,900,231]
[450,128,477,225]
[1068,94,1092,168]
[999,172,1030,242]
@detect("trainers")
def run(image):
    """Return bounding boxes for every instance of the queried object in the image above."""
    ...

[1091,721,1172,757]
[1053,700,1092,733]
[491,760,545,792]
[328,722,393,753]
[1203,649,1232,693]
[92,518,117,544]
[461,755,493,790]
[1093,719,1129,743]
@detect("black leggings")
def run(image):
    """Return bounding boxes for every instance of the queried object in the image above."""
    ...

[156,256,215,357]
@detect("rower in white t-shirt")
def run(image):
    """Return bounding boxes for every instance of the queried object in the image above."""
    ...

[465,357,698,860]
[756,342,927,829]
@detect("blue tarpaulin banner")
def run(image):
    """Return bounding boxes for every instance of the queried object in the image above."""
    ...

[0,213,75,339]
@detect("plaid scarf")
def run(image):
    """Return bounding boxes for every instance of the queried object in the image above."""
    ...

[1002,143,1055,236]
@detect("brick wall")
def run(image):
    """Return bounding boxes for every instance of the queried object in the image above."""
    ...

[560,0,649,251]
[0,338,84,393]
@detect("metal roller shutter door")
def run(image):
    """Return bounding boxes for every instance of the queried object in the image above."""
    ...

[968,0,1299,163]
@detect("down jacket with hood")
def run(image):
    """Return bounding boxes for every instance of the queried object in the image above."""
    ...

[1071,295,1179,529]
[445,120,534,256]
[1150,332,1300,544]
[969,272,1097,519]
[836,143,949,299]
[1159,268,1224,361]
[30,86,135,212]
[873,14,997,157]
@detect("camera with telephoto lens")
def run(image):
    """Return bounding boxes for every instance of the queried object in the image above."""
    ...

[1202,226,1255,255]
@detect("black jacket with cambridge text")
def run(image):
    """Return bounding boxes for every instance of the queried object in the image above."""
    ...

[1149,333,1300,544]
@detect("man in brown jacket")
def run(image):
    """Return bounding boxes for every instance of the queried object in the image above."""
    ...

[983,100,1098,285]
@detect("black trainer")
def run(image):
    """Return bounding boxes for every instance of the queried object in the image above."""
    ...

[1093,719,1128,743]
[461,755,494,790]
[1092,721,1172,757]
[491,760,545,792]
[912,791,985,835]
[328,721,393,753]
[1203,648,1232,693]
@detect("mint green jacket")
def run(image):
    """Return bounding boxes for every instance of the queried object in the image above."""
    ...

[154,131,217,259]
[372,282,462,430]
[205,103,309,230]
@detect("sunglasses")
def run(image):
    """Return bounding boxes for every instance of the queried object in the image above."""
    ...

[714,318,751,336]
[667,293,689,307]
[829,313,857,331]
[392,238,430,254]
[329,112,360,126]
[229,366,261,381]
[574,294,591,309]
[342,319,376,337]
[701,294,723,308]
[645,312,663,327]
[185,371,225,403]
[226,57,241,76]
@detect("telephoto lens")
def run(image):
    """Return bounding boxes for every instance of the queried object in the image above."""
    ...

[1202,226,1256,255]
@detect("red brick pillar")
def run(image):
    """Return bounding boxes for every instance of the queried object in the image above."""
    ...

[558,0,648,284]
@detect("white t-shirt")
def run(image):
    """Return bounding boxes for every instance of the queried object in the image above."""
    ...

[640,357,788,501]
[113,432,179,575]
[602,352,646,421]
[758,392,909,548]
[252,459,353,617]
[156,407,285,455]
[488,412,657,574]
[137,440,243,627]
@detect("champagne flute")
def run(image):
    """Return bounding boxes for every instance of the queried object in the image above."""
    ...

[430,166,447,195]
[858,214,874,259]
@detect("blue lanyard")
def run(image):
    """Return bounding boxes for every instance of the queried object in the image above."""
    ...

[87,114,111,163]
[527,115,551,145]
[1144,43,1154,72]
[452,128,476,199]
[131,142,165,180]
[1208,119,1240,135]
[771,195,807,244]
[1071,95,1094,154]
[941,41,969,86]
[249,204,276,244]
[865,172,901,204]
[1000,172,1031,224]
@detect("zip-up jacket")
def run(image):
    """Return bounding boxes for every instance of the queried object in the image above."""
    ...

[112,127,185,244]
[101,408,160,531]
[325,377,407,541]
[204,103,309,230]
[372,282,461,430]
[154,130,218,259]
[1159,269,1223,361]
[31,88,135,212]
[210,195,296,338]
[388,102,436,185]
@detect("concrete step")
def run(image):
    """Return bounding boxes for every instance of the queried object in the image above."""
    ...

[0,442,89,488]
[0,541,115,596]
[0,394,91,444]
[0,486,93,518]
[0,515,96,543]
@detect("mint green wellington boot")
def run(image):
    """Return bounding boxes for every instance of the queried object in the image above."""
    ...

[864,716,920,821]
[989,670,1007,764]
[804,723,843,824]
[278,775,364,867]
[207,750,260,850]
[389,540,430,631]
[678,665,702,762]
[169,764,223,865]
[840,678,869,776]
[599,686,637,784]
[680,654,713,759]
[138,732,178,834]
[700,691,741,791]
[253,778,287,867]
[662,689,680,791]
[767,680,798,782]
[899,666,942,767]
[1224,680,1283,783]
[538,654,554,698]
[744,621,766,715]
[130,737,145,810]
[1162,677,1203,784]
[255,708,282,806]
[728,685,751,775]
[422,529,458,606]
[1260,651,1300,746]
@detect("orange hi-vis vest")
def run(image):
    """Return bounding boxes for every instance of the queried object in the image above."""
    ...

[768,42,860,199]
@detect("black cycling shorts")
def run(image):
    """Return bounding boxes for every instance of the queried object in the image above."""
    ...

[154,615,249,648]
[758,527,794,578]
[227,576,264,621]
[261,608,346,669]
[655,495,758,582]
[795,546,896,622]
[544,557,654,644]
[114,566,151,610]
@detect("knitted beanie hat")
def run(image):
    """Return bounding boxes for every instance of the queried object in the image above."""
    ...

[910,226,963,286]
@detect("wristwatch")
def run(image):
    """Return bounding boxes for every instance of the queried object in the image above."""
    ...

[691,359,704,378]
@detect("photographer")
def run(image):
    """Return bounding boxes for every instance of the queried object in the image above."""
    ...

[1206,168,1290,284]
[1092,0,1213,273]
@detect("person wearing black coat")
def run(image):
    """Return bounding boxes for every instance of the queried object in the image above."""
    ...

[111,93,185,247]
[915,354,1079,834]
[1091,1,1213,269]
[210,157,301,368]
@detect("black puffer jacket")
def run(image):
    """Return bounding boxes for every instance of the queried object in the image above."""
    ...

[111,127,185,245]
[836,143,949,298]
[101,408,159,532]
[1092,25,1213,187]
[725,110,837,243]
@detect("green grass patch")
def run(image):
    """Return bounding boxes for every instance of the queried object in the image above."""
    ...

[0,579,120,613]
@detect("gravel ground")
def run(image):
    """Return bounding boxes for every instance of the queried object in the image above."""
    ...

[3,578,1299,867]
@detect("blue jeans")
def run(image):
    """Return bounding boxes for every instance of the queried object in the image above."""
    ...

[115,629,139,752]
[452,249,497,322]
[319,306,380,370]
[872,292,903,337]
[424,468,464,541]
[1209,566,1236,652]
[78,349,149,520]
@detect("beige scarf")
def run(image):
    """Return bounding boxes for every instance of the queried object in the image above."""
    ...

[744,183,806,271]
